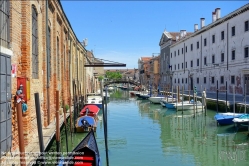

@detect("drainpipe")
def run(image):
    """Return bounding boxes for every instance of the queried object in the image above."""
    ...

[46,0,50,125]
[227,22,229,71]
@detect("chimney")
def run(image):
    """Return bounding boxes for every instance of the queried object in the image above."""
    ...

[183,30,186,37]
[194,24,198,32]
[180,30,184,38]
[212,11,216,22]
[176,36,179,41]
[215,8,221,20]
[200,18,205,28]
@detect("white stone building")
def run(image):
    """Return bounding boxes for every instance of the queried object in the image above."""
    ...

[170,4,249,95]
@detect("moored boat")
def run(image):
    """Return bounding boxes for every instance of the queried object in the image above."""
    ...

[75,116,97,133]
[80,104,100,117]
[59,129,100,166]
[214,112,244,126]
[148,96,164,104]
[233,114,249,130]
[174,100,204,111]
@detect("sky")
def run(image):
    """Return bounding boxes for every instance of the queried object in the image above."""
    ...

[60,1,248,69]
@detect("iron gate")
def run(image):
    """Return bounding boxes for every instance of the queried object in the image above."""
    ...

[0,53,12,156]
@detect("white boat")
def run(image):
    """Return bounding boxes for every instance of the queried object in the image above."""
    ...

[148,96,164,104]
[233,114,249,125]
[173,100,204,111]
[85,93,103,109]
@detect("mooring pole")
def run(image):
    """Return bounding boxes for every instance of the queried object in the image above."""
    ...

[216,80,218,113]
[63,99,69,154]
[56,91,60,164]
[226,81,228,112]
[16,102,26,166]
[34,93,45,165]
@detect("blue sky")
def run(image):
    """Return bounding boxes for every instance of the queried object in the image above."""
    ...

[60,1,248,69]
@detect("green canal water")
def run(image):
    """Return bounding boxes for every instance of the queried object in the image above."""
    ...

[47,90,249,166]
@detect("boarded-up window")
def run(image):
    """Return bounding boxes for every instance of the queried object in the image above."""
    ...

[32,5,39,79]
[0,0,10,48]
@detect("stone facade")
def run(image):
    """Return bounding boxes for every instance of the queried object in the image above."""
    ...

[170,5,249,95]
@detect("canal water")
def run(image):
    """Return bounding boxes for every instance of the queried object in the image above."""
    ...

[48,90,249,166]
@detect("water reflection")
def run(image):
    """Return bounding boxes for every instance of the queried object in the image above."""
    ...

[55,91,249,166]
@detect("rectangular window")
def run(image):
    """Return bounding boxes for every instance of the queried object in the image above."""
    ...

[178,64,179,69]
[232,26,235,36]
[174,65,176,70]
[178,79,180,83]
[175,79,176,83]
[204,77,206,84]
[221,53,224,62]
[204,57,207,65]
[164,53,165,61]
[197,77,199,84]
[185,78,187,84]
[182,48,183,54]
[212,55,215,64]
[171,53,172,58]
[185,62,187,68]
[197,41,199,49]
[197,59,199,66]
[204,38,207,46]
[211,77,215,84]
[245,47,248,58]
[245,21,249,32]
[212,35,215,43]
[191,44,193,51]
[182,63,183,69]
[178,50,179,55]
[174,51,176,57]
[191,60,193,67]
[0,0,10,48]
[231,75,235,84]
[186,46,187,53]
[232,50,235,60]
[220,76,224,84]
[221,31,224,40]
[182,78,184,84]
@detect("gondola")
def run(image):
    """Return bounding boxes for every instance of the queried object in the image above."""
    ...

[59,129,100,166]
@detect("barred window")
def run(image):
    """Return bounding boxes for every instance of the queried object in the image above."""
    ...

[32,5,39,78]
[0,0,10,48]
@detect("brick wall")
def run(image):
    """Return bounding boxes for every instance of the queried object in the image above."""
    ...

[9,0,87,151]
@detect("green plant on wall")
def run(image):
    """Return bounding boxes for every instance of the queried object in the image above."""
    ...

[64,104,69,112]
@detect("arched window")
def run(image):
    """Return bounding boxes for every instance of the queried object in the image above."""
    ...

[0,0,10,48]
[32,5,38,78]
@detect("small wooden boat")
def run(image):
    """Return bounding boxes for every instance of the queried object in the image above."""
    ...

[80,105,100,117]
[59,129,100,166]
[75,116,97,132]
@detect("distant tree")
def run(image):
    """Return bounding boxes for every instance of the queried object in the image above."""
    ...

[105,71,122,81]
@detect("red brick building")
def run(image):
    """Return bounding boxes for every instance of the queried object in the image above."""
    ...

[0,0,97,152]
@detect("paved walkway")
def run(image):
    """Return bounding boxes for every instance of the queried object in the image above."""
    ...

[184,90,249,105]
[0,109,72,166]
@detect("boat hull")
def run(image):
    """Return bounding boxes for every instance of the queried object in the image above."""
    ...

[148,97,164,104]
[214,113,244,125]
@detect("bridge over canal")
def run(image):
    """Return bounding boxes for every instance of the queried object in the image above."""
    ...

[104,79,140,87]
